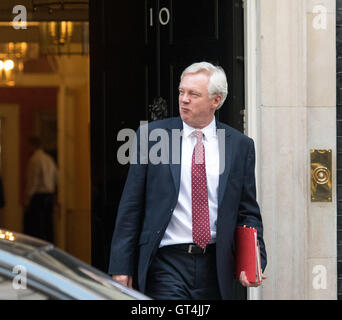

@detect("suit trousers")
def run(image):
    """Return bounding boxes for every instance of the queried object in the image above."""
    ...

[24,193,54,243]
[145,244,221,300]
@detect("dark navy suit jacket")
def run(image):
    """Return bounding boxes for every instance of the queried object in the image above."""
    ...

[108,116,267,299]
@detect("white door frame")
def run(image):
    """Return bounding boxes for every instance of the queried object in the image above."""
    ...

[244,0,263,300]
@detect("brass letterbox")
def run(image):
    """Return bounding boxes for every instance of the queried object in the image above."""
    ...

[310,149,332,202]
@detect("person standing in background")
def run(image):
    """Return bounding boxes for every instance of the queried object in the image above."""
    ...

[24,136,58,243]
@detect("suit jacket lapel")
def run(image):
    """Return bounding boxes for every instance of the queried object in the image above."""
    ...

[217,121,233,209]
[167,117,183,195]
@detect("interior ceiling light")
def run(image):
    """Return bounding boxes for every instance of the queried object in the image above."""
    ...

[4,60,14,71]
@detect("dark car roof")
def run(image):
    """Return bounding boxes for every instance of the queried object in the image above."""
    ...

[0,229,150,300]
[0,229,53,253]
[0,230,53,256]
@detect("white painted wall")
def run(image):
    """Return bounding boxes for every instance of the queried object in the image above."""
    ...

[245,0,336,299]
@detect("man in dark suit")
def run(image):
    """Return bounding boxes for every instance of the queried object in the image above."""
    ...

[108,62,267,299]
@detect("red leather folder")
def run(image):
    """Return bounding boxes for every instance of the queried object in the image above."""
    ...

[234,225,262,284]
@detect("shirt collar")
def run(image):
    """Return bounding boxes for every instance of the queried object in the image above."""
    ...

[182,117,217,140]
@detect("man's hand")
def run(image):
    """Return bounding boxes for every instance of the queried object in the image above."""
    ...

[112,275,133,288]
[239,271,267,287]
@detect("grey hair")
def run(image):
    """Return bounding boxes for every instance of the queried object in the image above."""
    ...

[180,61,228,109]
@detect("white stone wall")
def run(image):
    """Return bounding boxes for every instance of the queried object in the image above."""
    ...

[252,0,336,299]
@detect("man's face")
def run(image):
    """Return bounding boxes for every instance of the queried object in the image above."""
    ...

[178,72,222,129]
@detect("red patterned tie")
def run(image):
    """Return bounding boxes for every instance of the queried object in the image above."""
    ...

[192,130,211,248]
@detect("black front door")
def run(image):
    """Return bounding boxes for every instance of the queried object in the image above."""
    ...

[90,0,245,299]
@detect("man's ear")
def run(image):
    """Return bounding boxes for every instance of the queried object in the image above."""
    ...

[213,94,222,110]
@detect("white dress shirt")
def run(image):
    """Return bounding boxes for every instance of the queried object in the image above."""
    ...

[160,117,219,247]
[25,149,58,205]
